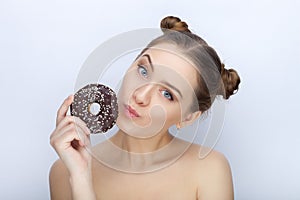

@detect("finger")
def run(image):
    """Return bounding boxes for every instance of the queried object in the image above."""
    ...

[56,95,74,126]
[73,124,91,149]
[50,123,92,164]
[51,123,85,150]
[54,115,76,134]
[50,117,91,149]
[76,135,92,157]
[50,116,76,141]
[72,116,91,136]
[55,116,90,136]
[56,120,90,146]
[78,143,92,162]
[50,122,76,147]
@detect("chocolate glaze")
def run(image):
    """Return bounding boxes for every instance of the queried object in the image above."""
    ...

[70,84,118,134]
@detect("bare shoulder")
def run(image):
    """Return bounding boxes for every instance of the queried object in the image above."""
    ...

[49,159,72,200]
[182,143,234,200]
[184,143,231,168]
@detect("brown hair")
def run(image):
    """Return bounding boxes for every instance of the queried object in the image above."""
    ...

[138,16,241,112]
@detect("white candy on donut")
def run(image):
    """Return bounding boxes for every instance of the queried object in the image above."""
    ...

[70,83,118,134]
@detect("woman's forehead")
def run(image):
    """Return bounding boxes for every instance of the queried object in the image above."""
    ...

[141,45,198,87]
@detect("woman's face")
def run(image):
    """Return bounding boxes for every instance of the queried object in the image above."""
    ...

[116,43,199,138]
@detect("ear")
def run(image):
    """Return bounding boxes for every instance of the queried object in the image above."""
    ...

[176,111,202,128]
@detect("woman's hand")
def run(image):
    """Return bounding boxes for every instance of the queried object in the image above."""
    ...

[50,95,97,200]
[50,95,92,177]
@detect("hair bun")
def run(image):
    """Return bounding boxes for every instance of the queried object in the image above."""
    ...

[160,16,191,33]
[220,64,241,99]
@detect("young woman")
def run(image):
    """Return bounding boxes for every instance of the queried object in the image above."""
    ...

[49,16,240,200]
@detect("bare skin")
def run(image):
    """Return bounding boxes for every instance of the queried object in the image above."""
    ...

[49,44,234,200]
[50,142,233,200]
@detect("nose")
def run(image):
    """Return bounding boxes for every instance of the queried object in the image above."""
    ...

[133,84,154,106]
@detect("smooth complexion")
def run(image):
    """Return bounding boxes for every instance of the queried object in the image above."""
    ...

[49,43,234,200]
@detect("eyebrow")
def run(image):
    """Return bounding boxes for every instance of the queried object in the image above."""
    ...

[141,54,154,71]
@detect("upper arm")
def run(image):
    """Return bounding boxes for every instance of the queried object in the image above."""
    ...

[197,151,234,200]
[49,159,72,200]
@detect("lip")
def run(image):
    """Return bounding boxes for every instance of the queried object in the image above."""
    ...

[124,104,140,118]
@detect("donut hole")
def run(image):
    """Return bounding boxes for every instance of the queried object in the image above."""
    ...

[88,102,101,116]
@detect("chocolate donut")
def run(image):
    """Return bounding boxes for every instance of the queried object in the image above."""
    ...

[70,83,118,134]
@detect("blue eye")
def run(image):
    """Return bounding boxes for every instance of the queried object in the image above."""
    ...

[138,65,148,78]
[162,90,174,101]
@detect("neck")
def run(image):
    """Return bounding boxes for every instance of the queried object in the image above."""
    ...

[110,129,174,153]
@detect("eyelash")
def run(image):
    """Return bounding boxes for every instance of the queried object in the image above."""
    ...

[161,89,174,101]
[137,65,148,78]
[137,64,174,101]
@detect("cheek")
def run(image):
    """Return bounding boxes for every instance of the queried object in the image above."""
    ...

[117,76,133,102]
[162,102,183,125]
[164,96,195,125]
[147,93,184,126]
[117,69,144,100]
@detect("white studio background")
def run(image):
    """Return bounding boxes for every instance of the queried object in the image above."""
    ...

[0,0,299,199]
